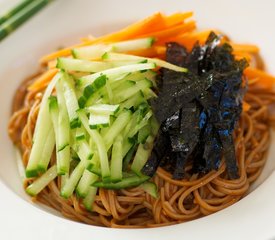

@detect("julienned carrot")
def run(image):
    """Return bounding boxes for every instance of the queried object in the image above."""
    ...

[243,101,251,112]
[230,43,259,54]
[140,21,196,41]
[160,29,218,49]
[47,59,57,69]
[164,12,193,27]
[234,52,252,63]
[28,68,58,91]
[244,67,275,89]
[40,12,167,64]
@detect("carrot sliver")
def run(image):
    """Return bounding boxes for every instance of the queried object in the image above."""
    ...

[47,59,57,69]
[143,21,196,42]
[231,43,259,54]
[243,101,251,112]
[164,12,193,27]
[234,52,252,63]
[244,67,275,89]
[159,29,215,49]
[28,68,58,91]
[40,12,166,64]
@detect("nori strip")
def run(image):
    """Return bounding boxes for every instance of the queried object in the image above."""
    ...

[144,32,248,180]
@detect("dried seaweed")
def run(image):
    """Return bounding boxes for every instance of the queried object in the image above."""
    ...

[142,32,248,179]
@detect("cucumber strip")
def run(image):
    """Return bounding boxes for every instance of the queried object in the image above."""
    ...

[112,80,136,93]
[37,128,55,173]
[61,160,88,199]
[103,53,187,72]
[127,110,152,138]
[76,170,98,198]
[105,80,113,104]
[56,80,71,151]
[138,124,151,144]
[73,37,154,61]
[57,57,115,72]
[102,109,132,150]
[123,143,137,171]
[110,135,123,182]
[81,74,107,103]
[60,71,80,128]
[92,175,150,190]
[122,140,133,158]
[78,110,110,181]
[131,136,155,176]
[48,96,69,175]
[143,88,158,100]
[112,37,155,52]
[140,182,158,199]
[75,127,86,141]
[124,70,156,84]
[26,73,60,177]
[150,116,160,136]
[61,174,68,189]
[89,113,110,129]
[119,91,146,110]
[83,186,98,211]
[86,104,119,115]
[26,165,57,196]
[113,79,153,103]
[75,140,94,162]
[72,44,112,60]
[78,63,155,89]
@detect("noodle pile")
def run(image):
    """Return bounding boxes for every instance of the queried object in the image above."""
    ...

[7,13,275,228]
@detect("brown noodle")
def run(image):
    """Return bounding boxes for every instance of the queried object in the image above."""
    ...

[8,53,275,228]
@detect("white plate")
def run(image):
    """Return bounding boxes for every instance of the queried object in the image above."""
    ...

[1,0,275,239]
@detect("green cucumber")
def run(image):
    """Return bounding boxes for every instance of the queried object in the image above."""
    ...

[112,37,155,52]
[138,124,151,144]
[113,79,153,103]
[72,44,111,60]
[119,91,146,110]
[26,73,60,177]
[92,175,150,190]
[61,160,88,199]
[103,53,187,72]
[37,128,55,173]
[131,136,155,176]
[57,57,115,72]
[102,109,132,150]
[123,143,137,171]
[48,96,70,175]
[76,170,98,198]
[77,63,155,89]
[78,110,110,181]
[140,182,158,199]
[26,165,57,196]
[60,71,80,128]
[110,135,123,182]
[89,113,110,129]
[86,104,119,115]
[83,186,98,211]
[72,37,154,61]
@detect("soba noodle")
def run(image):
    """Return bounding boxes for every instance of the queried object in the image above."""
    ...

[8,35,275,227]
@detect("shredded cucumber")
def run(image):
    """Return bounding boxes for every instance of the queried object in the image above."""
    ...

[26,73,60,177]
[26,165,57,196]
[103,53,188,72]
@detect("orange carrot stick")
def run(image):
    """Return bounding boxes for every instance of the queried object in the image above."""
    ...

[40,12,166,64]
[28,68,58,91]
[141,21,196,42]
[164,12,193,27]
[230,43,259,53]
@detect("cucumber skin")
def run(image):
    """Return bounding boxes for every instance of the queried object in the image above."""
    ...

[92,175,149,190]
